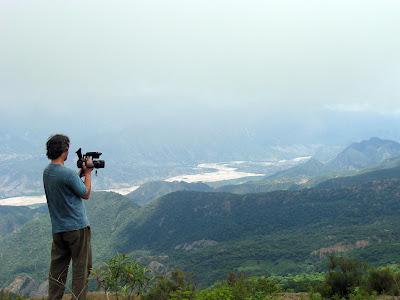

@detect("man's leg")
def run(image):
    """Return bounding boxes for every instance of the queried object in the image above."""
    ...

[48,233,71,300]
[66,227,92,300]
[85,227,92,280]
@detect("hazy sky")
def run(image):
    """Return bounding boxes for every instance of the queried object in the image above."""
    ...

[1,0,400,144]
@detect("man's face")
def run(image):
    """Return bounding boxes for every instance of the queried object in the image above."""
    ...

[63,148,69,161]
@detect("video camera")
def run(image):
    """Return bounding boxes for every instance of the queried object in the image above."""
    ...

[76,148,105,175]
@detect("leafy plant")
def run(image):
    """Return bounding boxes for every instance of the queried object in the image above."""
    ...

[194,273,282,300]
[366,267,394,295]
[195,283,233,300]
[91,253,150,300]
[349,287,376,300]
[321,256,367,298]
[144,269,195,300]
[0,290,25,300]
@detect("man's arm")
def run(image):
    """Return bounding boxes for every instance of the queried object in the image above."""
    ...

[81,158,93,200]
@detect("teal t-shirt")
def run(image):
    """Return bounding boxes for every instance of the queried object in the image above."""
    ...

[43,163,89,233]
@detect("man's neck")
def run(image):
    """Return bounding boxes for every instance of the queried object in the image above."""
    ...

[51,158,64,165]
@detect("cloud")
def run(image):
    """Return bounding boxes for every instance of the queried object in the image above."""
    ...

[324,103,400,116]
[324,103,373,113]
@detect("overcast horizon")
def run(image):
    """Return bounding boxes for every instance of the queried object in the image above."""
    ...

[1,0,400,148]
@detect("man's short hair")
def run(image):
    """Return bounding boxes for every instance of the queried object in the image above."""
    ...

[46,134,70,160]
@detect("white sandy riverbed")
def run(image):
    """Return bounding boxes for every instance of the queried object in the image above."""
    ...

[0,186,140,206]
[165,162,264,183]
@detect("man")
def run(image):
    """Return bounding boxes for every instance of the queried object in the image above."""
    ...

[43,134,93,300]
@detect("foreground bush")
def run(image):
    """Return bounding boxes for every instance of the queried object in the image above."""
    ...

[144,269,195,300]
[319,256,367,298]
[195,272,282,300]
[88,253,400,299]
[367,267,396,295]
[273,273,325,292]
[92,253,150,299]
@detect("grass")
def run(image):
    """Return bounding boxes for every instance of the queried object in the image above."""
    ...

[30,293,142,300]
[29,293,400,300]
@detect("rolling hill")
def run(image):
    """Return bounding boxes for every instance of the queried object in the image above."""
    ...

[126,180,212,206]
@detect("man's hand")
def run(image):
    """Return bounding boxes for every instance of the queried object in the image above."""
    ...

[82,157,94,176]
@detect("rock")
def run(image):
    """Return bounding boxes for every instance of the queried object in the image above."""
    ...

[312,240,370,258]
[4,275,38,297]
[148,261,167,275]
[174,239,218,251]
[30,279,49,298]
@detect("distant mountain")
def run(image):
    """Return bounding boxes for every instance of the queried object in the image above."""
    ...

[269,137,400,180]
[126,181,212,206]
[213,158,319,194]
[215,158,329,194]
[0,157,47,198]
[0,206,39,237]
[216,178,301,194]
[267,157,324,180]
[217,138,400,195]
[326,137,400,171]
[373,154,400,170]
[317,165,400,189]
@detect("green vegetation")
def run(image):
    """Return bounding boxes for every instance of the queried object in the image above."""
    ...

[316,165,400,189]
[89,254,400,299]
[0,192,139,286]
[144,269,195,300]
[0,206,40,237]
[120,178,400,251]
[92,253,150,299]
[3,166,400,290]
[0,290,24,300]
[126,181,211,207]
[3,255,400,299]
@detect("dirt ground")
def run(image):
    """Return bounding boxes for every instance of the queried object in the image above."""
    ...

[31,292,400,300]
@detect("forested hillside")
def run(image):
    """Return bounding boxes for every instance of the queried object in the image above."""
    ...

[0,192,139,286]
[126,181,212,206]
[2,165,400,287]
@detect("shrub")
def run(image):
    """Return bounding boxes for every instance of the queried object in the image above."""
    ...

[91,253,150,299]
[321,256,367,298]
[195,283,233,300]
[306,292,323,300]
[349,287,376,300]
[366,267,395,295]
[195,273,281,300]
[144,269,195,300]
[275,273,325,292]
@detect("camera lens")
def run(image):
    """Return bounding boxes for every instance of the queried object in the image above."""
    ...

[93,160,105,169]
